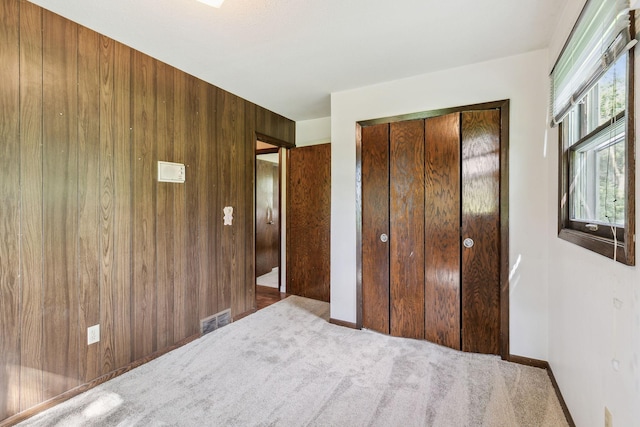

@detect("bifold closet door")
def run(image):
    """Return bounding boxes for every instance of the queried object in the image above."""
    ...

[461,110,501,354]
[361,123,390,334]
[424,113,461,350]
[389,120,425,339]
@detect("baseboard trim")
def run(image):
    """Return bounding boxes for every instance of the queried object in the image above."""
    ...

[509,354,576,427]
[329,318,358,329]
[0,333,201,427]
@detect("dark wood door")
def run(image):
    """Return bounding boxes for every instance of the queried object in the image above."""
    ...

[286,143,331,302]
[361,124,390,334]
[424,113,461,350]
[461,110,501,354]
[389,120,425,339]
[360,108,502,355]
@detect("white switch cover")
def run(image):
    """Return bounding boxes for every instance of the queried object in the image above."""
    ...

[88,324,100,345]
[158,161,185,183]
[223,206,233,225]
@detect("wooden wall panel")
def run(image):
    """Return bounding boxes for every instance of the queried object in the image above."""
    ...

[156,61,176,350]
[389,120,425,339]
[286,144,331,302]
[216,91,243,313]
[42,10,81,398]
[111,40,133,371]
[0,2,295,423]
[77,25,102,383]
[240,101,257,316]
[131,51,158,360]
[18,0,44,411]
[0,0,21,419]
[172,70,189,341]
[99,34,116,376]
[183,75,203,337]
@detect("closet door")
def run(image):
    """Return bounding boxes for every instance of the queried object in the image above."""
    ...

[424,113,461,349]
[361,124,390,334]
[389,120,425,339]
[461,110,501,354]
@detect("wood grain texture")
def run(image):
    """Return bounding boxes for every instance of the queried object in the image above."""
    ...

[172,70,189,341]
[461,110,501,355]
[155,60,176,350]
[42,10,80,398]
[18,0,44,411]
[0,0,21,418]
[98,34,116,376]
[183,75,205,336]
[77,25,102,382]
[389,120,425,339]
[240,101,257,315]
[111,41,133,370]
[424,113,461,350]
[361,123,390,334]
[131,51,158,360]
[0,1,294,421]
[286,144,331,302]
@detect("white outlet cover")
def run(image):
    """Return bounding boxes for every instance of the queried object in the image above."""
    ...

[88,324,100,345]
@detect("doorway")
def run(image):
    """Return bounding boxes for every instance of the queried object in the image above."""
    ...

[357,100,509,358]
[255,141,282,301]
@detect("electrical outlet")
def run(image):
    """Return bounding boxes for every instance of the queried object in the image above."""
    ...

[87,324,100,345]
[605,407,612,427]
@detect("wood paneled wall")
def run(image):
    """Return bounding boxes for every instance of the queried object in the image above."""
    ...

[0,1,295,422]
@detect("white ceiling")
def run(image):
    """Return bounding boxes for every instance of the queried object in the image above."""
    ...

[28,0,567,121]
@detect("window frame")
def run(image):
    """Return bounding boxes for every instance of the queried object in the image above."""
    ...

[558,47,636,265]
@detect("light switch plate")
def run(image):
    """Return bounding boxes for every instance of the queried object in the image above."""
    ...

[88,324,100,345]
[158,161,185,183]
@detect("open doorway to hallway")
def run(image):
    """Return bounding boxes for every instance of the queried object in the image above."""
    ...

[255,140,287,309]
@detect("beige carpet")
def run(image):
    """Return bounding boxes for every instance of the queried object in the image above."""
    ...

[19,296,568,426]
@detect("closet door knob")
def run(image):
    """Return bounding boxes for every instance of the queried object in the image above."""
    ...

[463,238,474,248]
[380,233,388,243]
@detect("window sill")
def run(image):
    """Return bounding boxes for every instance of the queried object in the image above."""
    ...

[558,228,632,265]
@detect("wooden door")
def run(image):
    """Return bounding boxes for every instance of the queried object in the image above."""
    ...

[389,120,425,339]
[361,124,390,334]
[286,143,331,302]
[424,113,461,349]
[461,110,501,354]
[360,108,503,355]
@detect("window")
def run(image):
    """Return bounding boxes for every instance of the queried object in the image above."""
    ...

[554,0,635,265]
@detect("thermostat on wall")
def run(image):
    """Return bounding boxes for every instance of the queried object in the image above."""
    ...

[158,161,185,183]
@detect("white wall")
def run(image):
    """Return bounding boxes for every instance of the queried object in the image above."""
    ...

[545,1,640,426]
[296,117,331,147]
[330,49,551,360]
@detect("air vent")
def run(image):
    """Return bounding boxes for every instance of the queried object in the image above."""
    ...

[200,309,231,335]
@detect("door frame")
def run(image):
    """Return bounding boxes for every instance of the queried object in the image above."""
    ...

[254,133,294,303]
[355,99,510,359]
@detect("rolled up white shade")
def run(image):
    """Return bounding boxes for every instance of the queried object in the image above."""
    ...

[550,0,634,126]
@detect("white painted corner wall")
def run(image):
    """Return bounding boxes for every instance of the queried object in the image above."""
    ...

[545,1,640,426]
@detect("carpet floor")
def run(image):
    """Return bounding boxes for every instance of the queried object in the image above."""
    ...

[19,296,568,426]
